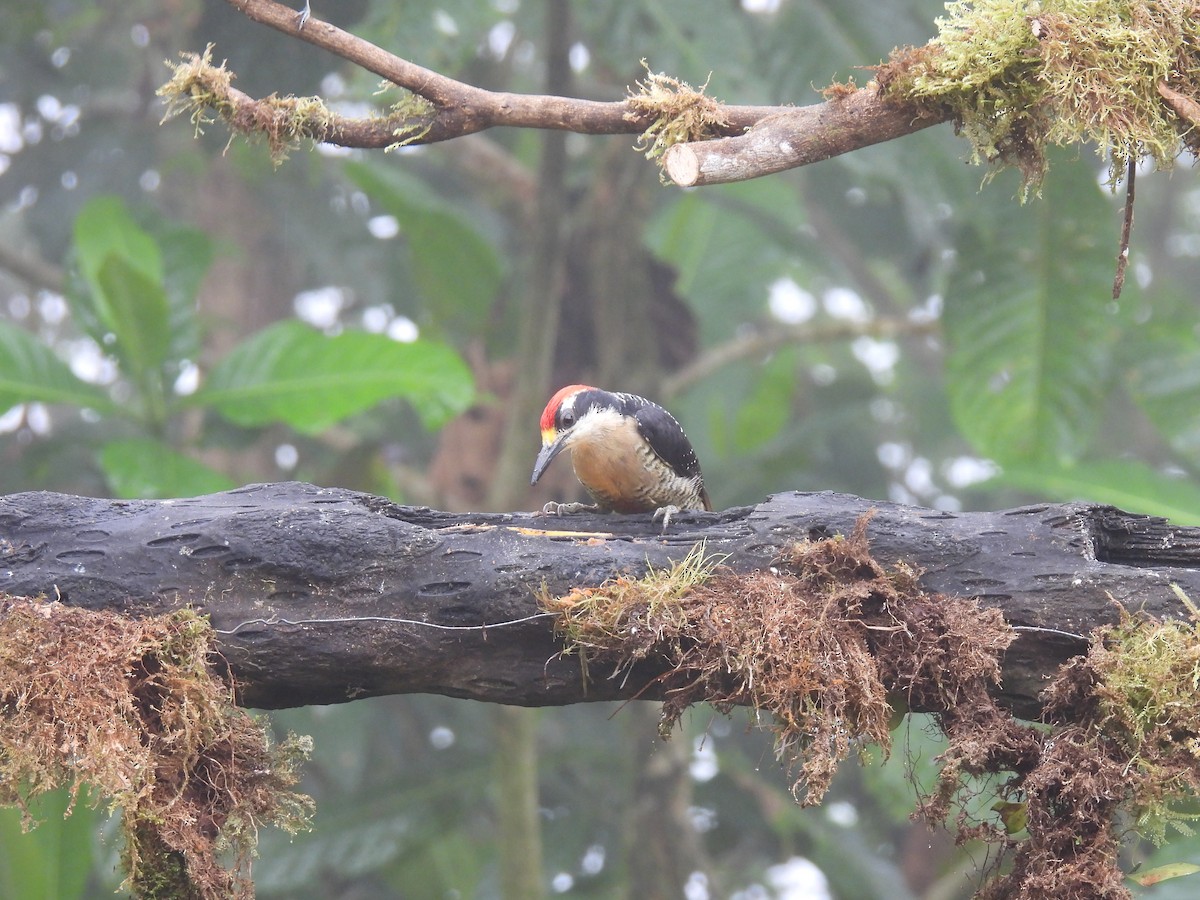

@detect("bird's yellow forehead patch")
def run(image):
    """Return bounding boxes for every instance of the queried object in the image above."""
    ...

[541,427,558,446]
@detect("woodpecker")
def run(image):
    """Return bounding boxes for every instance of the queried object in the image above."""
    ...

[530,385,711,525]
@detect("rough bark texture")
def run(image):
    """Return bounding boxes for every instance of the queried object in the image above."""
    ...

[662,88,948,186]
[2,482,1198,717]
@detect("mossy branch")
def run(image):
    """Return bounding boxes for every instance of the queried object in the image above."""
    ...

[625,66,730,171]
[877,0,1200,193]
[543,521,1011,806]
[157,0,1200,193]
[157,45,434,164]
[8,484,1200,895]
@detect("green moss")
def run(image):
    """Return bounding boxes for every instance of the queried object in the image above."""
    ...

[540,543,719,684]
[381,87,436,151]
[156,44,235,138]
[626,64,730,174]
[1085,588,1200,844]
[158,45,339,165]
[879,0,1200,192]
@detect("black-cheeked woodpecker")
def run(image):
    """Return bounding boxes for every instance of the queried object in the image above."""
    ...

[530,385,711,526]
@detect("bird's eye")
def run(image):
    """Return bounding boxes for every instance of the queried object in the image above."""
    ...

[560,411,575,427]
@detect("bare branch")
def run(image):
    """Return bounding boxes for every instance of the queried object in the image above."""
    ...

[1113,156,1136,300]
[662,86,949,186]
[0,242,66,294]
[662,318,938,398]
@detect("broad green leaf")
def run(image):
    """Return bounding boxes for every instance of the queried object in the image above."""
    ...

[1130,862,1200,887]
[99,438,237,499]
[73,195,162,291]
[70,196,164,354]
[0,322,114,413]
[195,320,474,433]
[647,186,798,343]
[95,255,172,377]
[944,159,1117,464]
[344,162,502,331]
[0,789,95,900]
[995,459,1200,525]
[733,348,799,453]
[158,224,214,363]
[1125,328,1200,468]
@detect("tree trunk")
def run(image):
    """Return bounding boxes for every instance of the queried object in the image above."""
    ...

[3,481,1197,717]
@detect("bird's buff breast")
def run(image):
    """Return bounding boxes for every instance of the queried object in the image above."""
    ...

[568,417,677,513]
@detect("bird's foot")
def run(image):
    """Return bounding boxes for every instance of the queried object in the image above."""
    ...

[295,1,311,29]
[540,501,599,516]
[652,504,682,530]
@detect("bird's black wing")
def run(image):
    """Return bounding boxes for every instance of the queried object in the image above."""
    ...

[627,397,704,480]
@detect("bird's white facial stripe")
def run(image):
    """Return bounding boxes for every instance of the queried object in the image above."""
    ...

[564,404,624,444]
[560,393,578,415]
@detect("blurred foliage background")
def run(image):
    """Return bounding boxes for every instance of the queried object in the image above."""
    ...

[2,0,1200,897]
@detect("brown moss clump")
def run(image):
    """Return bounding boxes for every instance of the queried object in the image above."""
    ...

[544,518,1016,806]
[876,0,1200,191]
[545,523,1200,896]
[626,64,731,167]
[975,596,1200,898]
[0,595,312,899]
[938,588,1200,899]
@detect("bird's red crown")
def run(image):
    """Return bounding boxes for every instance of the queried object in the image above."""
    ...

[539,384,596,432]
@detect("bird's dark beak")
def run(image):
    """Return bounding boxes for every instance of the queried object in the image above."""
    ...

[531,430,569,485]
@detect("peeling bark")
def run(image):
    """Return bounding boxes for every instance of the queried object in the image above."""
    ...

[2,481,1197,716]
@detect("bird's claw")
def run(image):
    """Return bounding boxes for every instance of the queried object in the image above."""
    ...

[295,1,311,29]
[652,505,682,530]
[539,501,598,516]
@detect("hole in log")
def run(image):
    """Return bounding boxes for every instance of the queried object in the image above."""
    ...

[441,549,483,560]
[189,545,232,558]
[147,533,202,547]
[54,549,105,563]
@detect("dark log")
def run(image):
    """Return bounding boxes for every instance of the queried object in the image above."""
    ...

[2,482,1197,717]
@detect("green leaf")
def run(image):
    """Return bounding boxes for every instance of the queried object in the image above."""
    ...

[195,320,474,433]
[95,255,172,376]
[73,195,162,291]
[0,789,95,900]
[995,459,1200,525]
[991,800,1028,835]
[733,348,799,453]
[647,186,799,343]
[99,438,237,499]
[1130,862,1200,887]
[1125,327,1200,469]
[0,322,114,412]
[344,162,502,332]
[71,197,163,349]
[158,224,214,363]
[944,160,1117,464]
[70,197,173,387]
